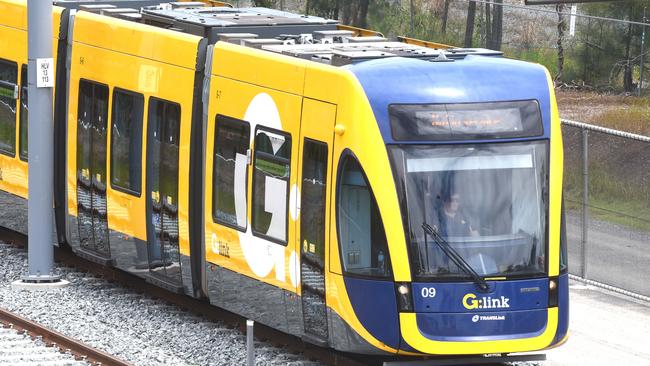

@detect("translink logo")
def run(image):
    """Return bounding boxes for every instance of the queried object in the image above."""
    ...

[462,293,510,310]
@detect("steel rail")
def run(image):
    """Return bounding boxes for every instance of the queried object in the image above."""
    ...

[0,307,133,366]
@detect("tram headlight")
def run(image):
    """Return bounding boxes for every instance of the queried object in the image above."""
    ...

[397,284,409,295]
[548,277,559,307]
[395,283,413,312]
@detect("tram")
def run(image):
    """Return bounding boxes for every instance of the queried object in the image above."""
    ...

[0,0,568,359]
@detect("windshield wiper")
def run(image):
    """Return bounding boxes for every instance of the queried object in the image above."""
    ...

[421,223,490,293]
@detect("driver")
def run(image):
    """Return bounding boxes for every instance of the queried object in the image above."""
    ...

[435,191,479,238]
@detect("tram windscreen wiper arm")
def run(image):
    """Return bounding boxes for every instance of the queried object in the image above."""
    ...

[421,223,490,292]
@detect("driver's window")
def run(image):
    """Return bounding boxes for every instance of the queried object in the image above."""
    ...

[337,154,391,279]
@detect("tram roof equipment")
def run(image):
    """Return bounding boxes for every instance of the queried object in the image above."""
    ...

[54,1,503,66]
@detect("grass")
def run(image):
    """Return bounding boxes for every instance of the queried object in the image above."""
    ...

[564,164,650,233]
[557,90,650,136]
[596,104,650,136]
[557,91,650,232]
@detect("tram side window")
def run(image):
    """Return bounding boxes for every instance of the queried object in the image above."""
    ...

[337,154,392,279]
[77,80,109,188]
[0,59,18,156]
[19,65,27,161]
[213,115,250,230]
[301,139,328,266]
[252,128,291,244]
[110,88,144,195]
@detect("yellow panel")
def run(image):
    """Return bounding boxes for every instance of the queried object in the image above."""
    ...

[299,98,336,149]
[206,0,233,6]
[397,36,453,50]
[303,62,346,104]
[212,42,306,96]
[336,24,383,37]
[400,308,558,354]
[73,11,202,70]
[0,1,62,200]
[0,0,64,35]
[326,70,411,282]
[0,0,27,30]
[546,70,563,276]
[296,98,337,296]
[66,39,197,254]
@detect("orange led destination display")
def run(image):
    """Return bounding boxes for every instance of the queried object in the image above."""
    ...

[390,100,543,141]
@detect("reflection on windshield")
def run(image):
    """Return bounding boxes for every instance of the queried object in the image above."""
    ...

[389,141,548,279]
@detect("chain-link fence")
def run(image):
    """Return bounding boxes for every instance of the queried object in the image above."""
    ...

[562,119,650,297]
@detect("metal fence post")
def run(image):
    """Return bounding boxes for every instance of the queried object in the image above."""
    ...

[581,128,589,279]
[639,7,646,96]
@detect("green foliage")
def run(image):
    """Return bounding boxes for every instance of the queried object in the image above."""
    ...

[365,1,464,46]
[253,0,277,7]
[506,48,558,74]
[306,0,339,18]
[564,159,650,233]
[565,0,647,87]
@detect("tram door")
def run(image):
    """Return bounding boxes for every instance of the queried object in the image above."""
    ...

[145,98,182,285]
[76,80,111,259]
[298,99,336,342]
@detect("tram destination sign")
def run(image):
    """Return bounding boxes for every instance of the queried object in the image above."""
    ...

[389,100,543,141]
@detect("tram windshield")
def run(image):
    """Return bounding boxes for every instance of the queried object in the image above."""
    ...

[388,141,548,280]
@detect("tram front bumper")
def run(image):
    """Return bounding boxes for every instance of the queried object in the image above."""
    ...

[399,308,558,355]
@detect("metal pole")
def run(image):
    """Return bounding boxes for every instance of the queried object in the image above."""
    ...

[581,128,589,279]
[246,320,254,366]
[639,7,646,96]
[24,0,58,283]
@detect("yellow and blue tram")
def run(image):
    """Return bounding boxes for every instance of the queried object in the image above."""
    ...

[0,0,568,359]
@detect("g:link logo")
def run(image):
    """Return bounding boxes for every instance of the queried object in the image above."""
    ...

[462,293,510,310]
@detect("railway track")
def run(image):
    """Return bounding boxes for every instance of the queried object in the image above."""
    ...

[0,307,132,366]
[0,228,371,366]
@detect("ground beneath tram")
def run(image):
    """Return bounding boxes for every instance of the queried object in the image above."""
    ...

[544,280,650,366]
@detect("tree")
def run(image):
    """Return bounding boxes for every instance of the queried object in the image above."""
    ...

[490,0,503,50]
[578,0,646,88]
[341,0,370,28]
[624,19,634,91]
[441,0,451,35]
[481,0,502,50]
[253,0,276,7]
[484,2,492,48]
[555,3,566,82]
[306,0,339,19]
[464,0,476,47]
